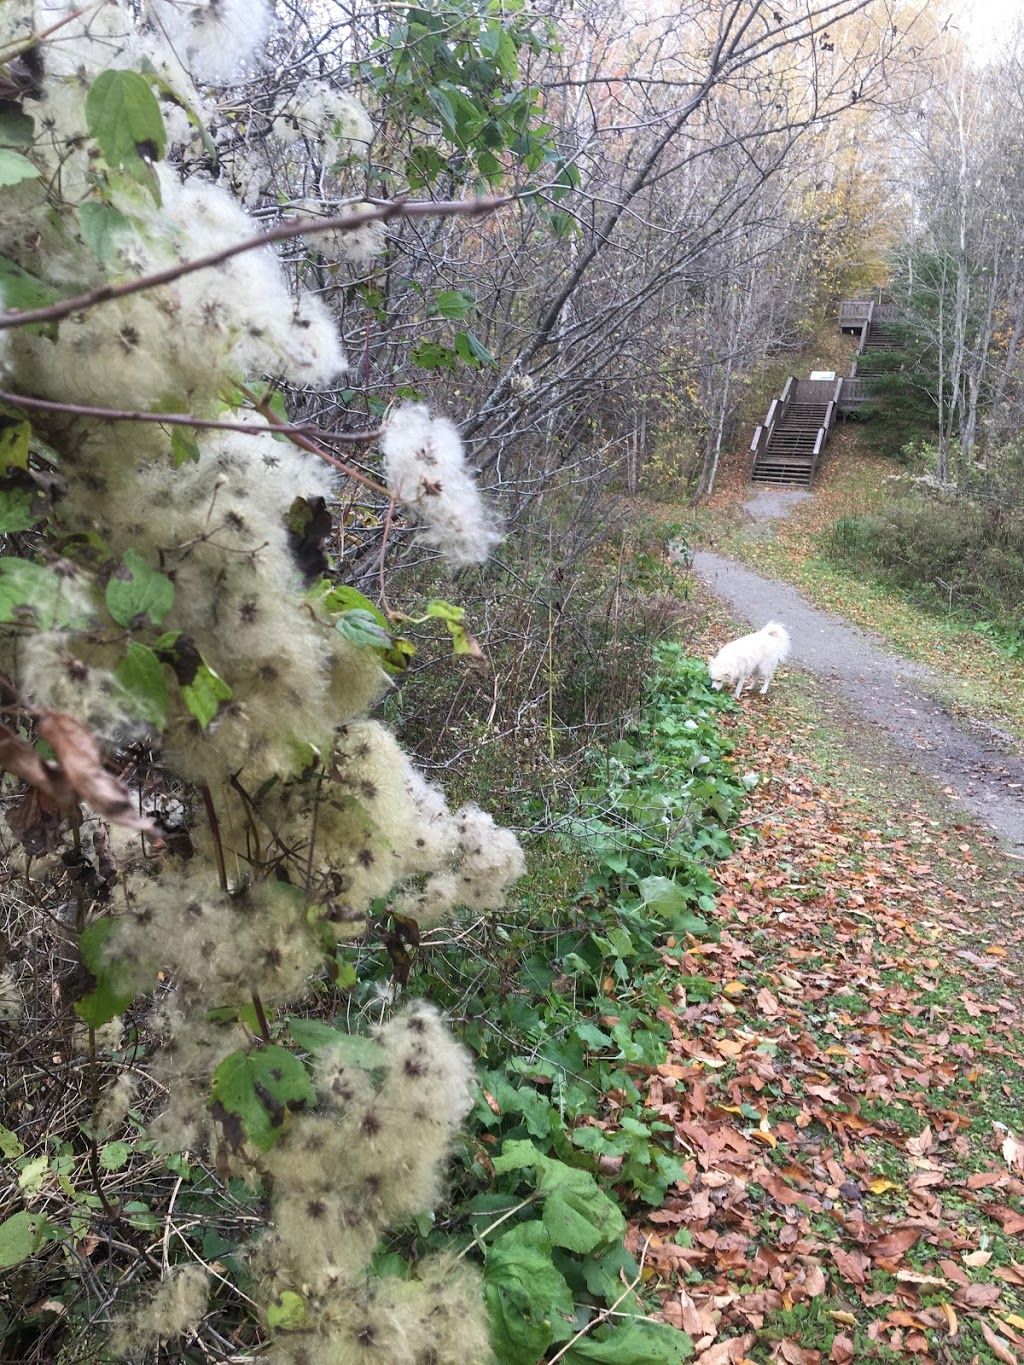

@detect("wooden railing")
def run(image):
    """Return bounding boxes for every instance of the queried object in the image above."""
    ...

[748,376,794,474]
[840,299,874,332]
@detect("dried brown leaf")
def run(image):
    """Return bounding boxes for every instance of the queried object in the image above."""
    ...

[36,712,154,832]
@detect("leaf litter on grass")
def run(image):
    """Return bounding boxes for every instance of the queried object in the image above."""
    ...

[627,708,1024,1365]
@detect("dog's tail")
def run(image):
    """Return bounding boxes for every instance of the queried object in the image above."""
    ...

[763,621,791,657]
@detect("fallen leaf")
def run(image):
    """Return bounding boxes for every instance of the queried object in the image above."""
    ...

[36,712,155,832]
[906,1124,933,1156]
[979,1320,1017,1365]
[867,1226,923,1260]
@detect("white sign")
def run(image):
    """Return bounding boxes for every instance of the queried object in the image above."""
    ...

[809,370,836,380]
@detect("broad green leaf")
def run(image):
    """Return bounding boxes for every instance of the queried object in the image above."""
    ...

[153,632,233,729]
[0,255,61,337]
[85,69,167,181]
[99,1141,130,1171]
[182,663,232,729]
[0,558,89,629]
[0,110,35,147]
[483,1221,574,1364]
[114,643,169,730]
[0,1126,24,1159]
[0,1211,53,1269]
[0,483,43,533]
[17,1157,47,1195]
[335,608,394,650]
[78,202,134,265]
[106,549,174,627]
[208,1045,316,1152]
[432,289,475,320]
[410,339,458,372]
[638,875,687,917]
[0,410,30,471]
[315,584,388,625]
[76,917,143,1028]
[565,1319,694,1363]
[206,1003,268,1033]
[285,1017,385,1069]
[0,149,38,186]
[455,329,497,368]
[492,1140,625,1254]
[425,599,465,625]
[267,1290,307,1332]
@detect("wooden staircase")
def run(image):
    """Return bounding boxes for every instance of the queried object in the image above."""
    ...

[749,377,841,487]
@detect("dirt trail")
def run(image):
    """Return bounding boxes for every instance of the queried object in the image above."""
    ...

[693,548,1024,853]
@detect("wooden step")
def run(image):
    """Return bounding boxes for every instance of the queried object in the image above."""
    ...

[751,461,814,486]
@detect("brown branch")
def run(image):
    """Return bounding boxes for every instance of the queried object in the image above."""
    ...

[0,196,512,332]
[234,381,391,497]
[0,388,379,443]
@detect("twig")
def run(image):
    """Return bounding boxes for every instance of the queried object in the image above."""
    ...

[0,197,512,332]
[546,1237,652,1363]
[0,388,380,443]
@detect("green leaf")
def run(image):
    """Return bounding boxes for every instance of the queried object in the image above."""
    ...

[0,149,39,186]
[315,584,388,626]
[0,1211,53,1269]
[85,69,167,186]
[336,608,394,650]
[114,643,169,729]
[484,1221,575,1364]
[424,597,479,655]
[285,1018,385,1069]
[106,549,175,627]
[455,329,497,368]
[0,483,42,533]
[171,427,201,467]
[0,558,89,629]
[99,1141,130,1171]
[267,1290,308,1332]
[565,1319,694,1363]
[637,875,687,918]
[492,1140,625,1254]
[0,255,61,338]
[78,202,134,265]
[0,110,35,148]
[0,410,31,471]
[0,1126,24,1159]
[153,632,233,729]
[432,289,475,319]
[76,917,143,1029]
[182,662,232,729]
[410,339,459,372]
[208,1045,317,1153]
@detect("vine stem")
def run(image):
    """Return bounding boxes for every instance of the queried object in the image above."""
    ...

[0,196,512,332]
[0,388,380,444]
[199,785,228,894]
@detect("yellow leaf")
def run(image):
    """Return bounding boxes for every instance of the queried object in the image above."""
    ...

[940,1302,958,1335]
[752,1130,777,1149]
[723,981,746,996]
[1000,1314,1024,1330]
[830,1312,858,1326]
[715,1038,744,1057]
[868,1178,898,1194]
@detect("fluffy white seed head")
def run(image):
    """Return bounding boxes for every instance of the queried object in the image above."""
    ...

[107,1264,210,1356]
[147,0,272,83]
[380,404,502,565]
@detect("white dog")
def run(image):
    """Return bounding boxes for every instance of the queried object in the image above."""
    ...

[708,621,791,699]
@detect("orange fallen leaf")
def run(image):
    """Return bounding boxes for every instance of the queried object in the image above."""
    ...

[867,1226,923,1259]
[979,1320,1017,1365]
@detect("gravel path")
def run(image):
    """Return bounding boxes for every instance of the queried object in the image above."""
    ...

[693,550,1024,852]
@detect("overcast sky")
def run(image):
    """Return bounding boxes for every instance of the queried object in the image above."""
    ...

[957,0,1024,55]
